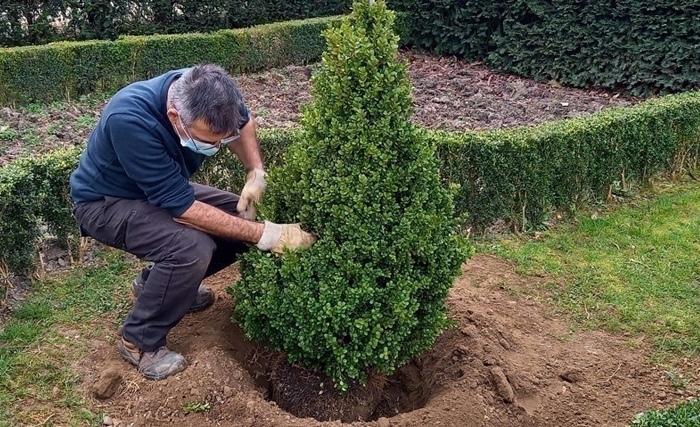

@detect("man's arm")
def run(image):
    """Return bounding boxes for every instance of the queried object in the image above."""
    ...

[175,200,316,254]
[228,117,267,220]
[175,200,263,243]
[228,118,263,171]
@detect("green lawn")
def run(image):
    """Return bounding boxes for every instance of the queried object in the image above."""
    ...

[0,251,137,427]
[483,180,700,358]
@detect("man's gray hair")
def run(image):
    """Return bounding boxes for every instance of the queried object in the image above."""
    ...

[170,63,245,135]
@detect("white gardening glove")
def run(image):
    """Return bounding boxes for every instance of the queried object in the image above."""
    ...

[237,168,267,220]
[256,221,317,255]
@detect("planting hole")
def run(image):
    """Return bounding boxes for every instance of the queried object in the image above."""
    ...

[228,325,435,423]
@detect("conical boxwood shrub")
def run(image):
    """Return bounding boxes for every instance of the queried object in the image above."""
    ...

[230,0,473,391]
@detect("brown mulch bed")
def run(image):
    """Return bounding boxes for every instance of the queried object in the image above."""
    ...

[0,50,638,167]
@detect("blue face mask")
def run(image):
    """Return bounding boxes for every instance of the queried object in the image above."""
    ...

[180,137,220,156]
[174,113,220,156]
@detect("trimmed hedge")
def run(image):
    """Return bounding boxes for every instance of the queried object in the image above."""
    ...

[436,90,700,231]
[0,0,352,47]
[390,0,700,96]
[1,92,699,276]
[0,146,82,275]
[0,16,341,106]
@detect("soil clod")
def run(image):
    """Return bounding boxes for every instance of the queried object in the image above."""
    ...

[92,367,123,400]
[560,369,585,384]
[491,366,515,403]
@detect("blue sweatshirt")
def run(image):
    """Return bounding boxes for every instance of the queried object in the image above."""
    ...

[69,69,249,217]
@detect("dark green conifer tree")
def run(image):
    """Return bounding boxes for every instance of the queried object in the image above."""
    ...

[230,0,473,391]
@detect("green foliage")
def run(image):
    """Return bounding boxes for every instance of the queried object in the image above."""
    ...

[0,126,18,141]
[631,398,700,427]
[231,0,472,390]
[1,90,698,280]
[0,0,352,47]
[0,16,339,106]
[0,0,64,47]
[390,0,700,96]
[491,1,700,96]
[435,90,700,232]
[182,401,211,414]
[0,146,82,275]
[388,0,502,61]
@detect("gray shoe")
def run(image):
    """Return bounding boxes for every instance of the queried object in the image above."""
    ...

[118,337,188,380]
[132,263,215,313]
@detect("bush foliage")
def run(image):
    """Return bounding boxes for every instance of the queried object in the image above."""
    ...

[230,0,472,390]
[0,17,338,106]
[0,0,352,47]
[392,0,700,96]
[2,89,699,279]
[0,147,82,275]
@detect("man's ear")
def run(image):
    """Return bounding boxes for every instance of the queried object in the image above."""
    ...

[166,108,179,123]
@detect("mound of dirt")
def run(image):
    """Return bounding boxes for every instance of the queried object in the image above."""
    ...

[78,255,687,427]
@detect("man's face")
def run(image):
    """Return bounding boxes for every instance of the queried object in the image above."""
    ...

[167,109,241,148]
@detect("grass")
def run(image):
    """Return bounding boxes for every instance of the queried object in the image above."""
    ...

[0,249,139,427]
[484,180,700,358]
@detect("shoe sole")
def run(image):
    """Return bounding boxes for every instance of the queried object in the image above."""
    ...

[139,363,188,380]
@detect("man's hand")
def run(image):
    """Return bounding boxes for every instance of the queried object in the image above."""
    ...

[256,221,316,255]
[237,168,267,220]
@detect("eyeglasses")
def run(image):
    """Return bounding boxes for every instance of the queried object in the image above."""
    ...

[179,115,241,148]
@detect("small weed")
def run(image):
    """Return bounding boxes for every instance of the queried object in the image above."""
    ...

[665,369,689,389]
[21,103,45,114]
[183,401,211,414]
[49,101,67,110]
[46,124,62,135]
[22,130,43,146]
[0,126,19,141]
[75,115,97,129]
[256,107,270,118]
[78,92,111,107]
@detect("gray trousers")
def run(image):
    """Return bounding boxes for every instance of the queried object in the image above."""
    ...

[72,183,248,351]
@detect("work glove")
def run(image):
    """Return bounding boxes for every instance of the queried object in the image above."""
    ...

[256,221,316,255]
[237,168,267,220]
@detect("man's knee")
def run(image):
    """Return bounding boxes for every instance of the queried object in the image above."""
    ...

[167,228,218,272]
